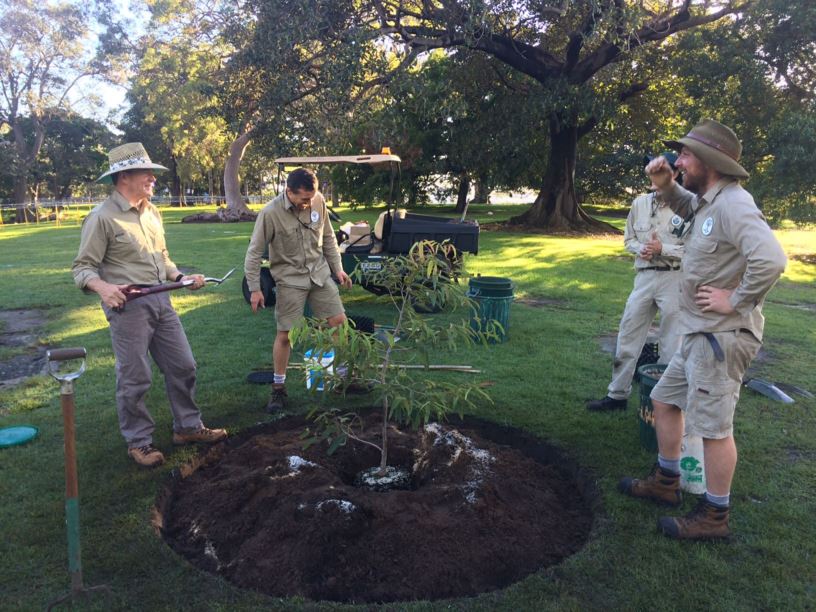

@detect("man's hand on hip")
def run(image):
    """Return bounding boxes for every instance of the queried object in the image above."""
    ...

[250,290,265,313]
[695,285,735,314]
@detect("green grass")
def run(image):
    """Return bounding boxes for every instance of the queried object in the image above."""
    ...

[0,205,814,610]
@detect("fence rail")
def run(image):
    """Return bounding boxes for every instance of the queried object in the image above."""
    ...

[0,195,271,226]
[0,195,268,210]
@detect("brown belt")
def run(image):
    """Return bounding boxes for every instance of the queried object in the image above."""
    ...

[639,265,680,272]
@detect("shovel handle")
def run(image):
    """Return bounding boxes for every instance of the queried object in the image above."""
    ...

[123,280,191,301]
[48,348,87,362]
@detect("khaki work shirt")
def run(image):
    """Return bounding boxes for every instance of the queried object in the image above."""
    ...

[662,179,787,340]
[624,192,685,270]
[244,191,342,292]
[72,190,181,289]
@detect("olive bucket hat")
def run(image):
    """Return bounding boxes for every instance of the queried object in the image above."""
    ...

[96,142,169,184]
[663,119,749,179]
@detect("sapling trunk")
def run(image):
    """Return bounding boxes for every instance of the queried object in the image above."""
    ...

[377,288,408,474]
[379,396,389,475]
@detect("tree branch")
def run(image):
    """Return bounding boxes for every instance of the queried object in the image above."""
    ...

[573,1,753,83]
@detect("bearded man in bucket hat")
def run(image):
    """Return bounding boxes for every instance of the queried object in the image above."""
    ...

[618,119,787,540]
[72,143,226,468]
[587,153,686,412]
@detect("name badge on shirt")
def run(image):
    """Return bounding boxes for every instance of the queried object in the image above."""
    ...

[310,210,320,224]
[701,217,714,236]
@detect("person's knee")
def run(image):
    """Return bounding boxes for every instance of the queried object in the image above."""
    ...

[327,313,347,328]
[275,331,291,347]
[159,354,197,378]
[653,398,678,412]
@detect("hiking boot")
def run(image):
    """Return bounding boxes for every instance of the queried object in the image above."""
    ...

[128,444,165,468]
[658,499,731,540]
[586,396,628,411]
[172,426,227,445]
[618,463,682,506]
[266,385,288,413]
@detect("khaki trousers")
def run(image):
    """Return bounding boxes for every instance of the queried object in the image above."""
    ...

[102,292,203,448]
[608,269,681,400]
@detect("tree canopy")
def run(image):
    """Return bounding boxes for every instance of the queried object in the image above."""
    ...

[1,0,814,227]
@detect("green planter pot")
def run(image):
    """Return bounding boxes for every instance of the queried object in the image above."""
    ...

[637,363,668,452]
[467,276,514,343]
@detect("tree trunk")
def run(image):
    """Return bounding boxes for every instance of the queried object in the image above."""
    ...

[223,128,255,221]
[168,156,182,200]
[454,173,470,213]
[472,176,491,204]
[509,117,617,233]
[11,117,45,222]
[13,176,30,223]
[330,181,338,207]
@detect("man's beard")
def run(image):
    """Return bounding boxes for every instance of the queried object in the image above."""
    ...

[682,172,701,194]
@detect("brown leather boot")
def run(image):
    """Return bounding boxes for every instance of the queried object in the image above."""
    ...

[618,463,682,506]
[172,426,227,445]
[128,444,165,468]
[658,499,731,540]
[266,385,288,413]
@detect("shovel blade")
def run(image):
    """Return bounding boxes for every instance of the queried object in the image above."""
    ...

[773,381,814,399]
[744,377,795,404]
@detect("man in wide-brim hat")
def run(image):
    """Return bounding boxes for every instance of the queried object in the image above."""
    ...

[72,143,227,468]
[619,119,787,540]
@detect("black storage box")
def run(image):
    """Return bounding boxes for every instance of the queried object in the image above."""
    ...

[387,213,479,254]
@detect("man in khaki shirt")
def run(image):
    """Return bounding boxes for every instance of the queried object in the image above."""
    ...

[244,168,352,412]
[587,153,685,411]
[619,120,787,540]
[72,143,226,468]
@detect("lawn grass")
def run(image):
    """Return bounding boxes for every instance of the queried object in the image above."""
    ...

[0,204,814,610]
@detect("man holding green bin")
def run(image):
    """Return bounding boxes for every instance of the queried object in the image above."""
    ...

[619,119,787,540]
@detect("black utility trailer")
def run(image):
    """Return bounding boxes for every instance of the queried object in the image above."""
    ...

[242,153,480,304]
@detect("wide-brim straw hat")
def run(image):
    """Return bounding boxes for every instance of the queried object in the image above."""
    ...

[96,142,169,184]
[663,119,749,179]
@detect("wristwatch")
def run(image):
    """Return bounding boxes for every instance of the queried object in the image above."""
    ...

[174,273,184,282]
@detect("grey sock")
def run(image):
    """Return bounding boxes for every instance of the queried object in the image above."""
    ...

[658,455,680,474]
[705,491,730,508]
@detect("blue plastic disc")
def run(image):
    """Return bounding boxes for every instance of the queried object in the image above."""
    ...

[0,425,39,448]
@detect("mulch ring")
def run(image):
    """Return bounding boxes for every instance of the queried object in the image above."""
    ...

[156,414,598,604]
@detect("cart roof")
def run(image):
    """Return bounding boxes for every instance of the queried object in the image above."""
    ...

[274,154,401,166]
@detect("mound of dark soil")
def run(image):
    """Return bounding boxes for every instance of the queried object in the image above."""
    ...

[158,415,596,603]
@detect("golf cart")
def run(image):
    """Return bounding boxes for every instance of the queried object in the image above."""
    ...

[241,153,480,305]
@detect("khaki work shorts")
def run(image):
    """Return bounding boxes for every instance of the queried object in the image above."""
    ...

[651,329,761,439]
[275,281,344,331]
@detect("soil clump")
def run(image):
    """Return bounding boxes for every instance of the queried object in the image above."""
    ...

[158,414,596,603]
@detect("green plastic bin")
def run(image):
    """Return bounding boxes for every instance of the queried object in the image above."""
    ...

[638,363,668,452]
[467,276,514,343]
